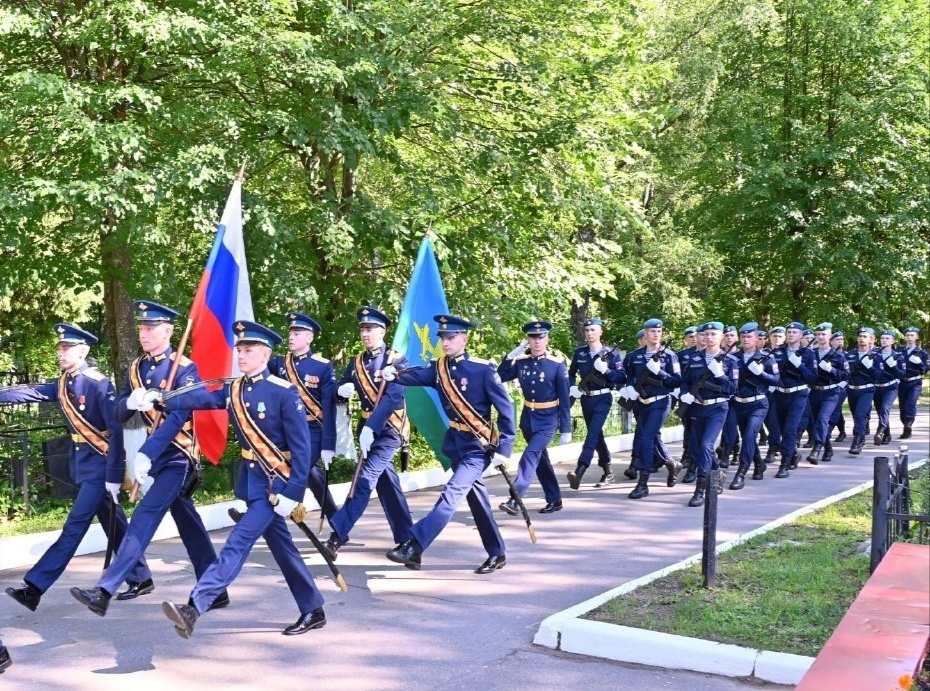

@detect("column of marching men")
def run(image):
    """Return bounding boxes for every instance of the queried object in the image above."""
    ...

[0,304,927,667]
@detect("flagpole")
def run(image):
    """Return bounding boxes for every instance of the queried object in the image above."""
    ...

[236,157,248,182]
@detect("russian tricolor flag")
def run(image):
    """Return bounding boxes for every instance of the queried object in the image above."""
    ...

[189,166,254,463]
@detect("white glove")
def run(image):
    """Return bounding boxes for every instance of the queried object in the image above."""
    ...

[133,453,152,485]
[884,356,897,368]
[860,356,873,369]
[382,365,397,381]
[273,495,298,518]
[559,432,572,445]
[788,353,803,368]
[748,361,764,375]
[909,354,922,365]
[646,358,661,375]
[570,385,582,398]
[818,360,833,372]
[671,387,681,399]
[507,340,529,360]
[491,453,509,468]
[593,358,608,373]
[337,382,356,399]
[359,426,374,459]
[320,450,335,470]
[708,359,724,377]
[105,482,121,502]
[126,387,148,411]
[680,392,695,405]
[627,387,640,401]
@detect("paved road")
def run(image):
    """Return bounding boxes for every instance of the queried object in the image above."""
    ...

[1,412,926,690]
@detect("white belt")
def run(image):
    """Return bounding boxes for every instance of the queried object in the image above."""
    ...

[875,381,897,388]
[582,388,612,396]
[904,375,923,382]
[697,397,728,406]
[777,385,808,393]
[734,394,767,404]
[814,383,841,391]
[640,394,670,405]
[848,383,874,390]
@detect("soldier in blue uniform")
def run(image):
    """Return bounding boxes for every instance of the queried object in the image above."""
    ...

[497,320,571,514]
[268,312,337,521]
[383,315,516,573]
[797,328,817,448]
[728,323,780,488]
[828,332,849,443]
[805,323,849,465]
[846,327,882,454]
[566,318,625,490]
[678,322,737,506]
[322,307,414,560]
[154,321,326,637]
[71,301,221,617]
[3,324,151,612]
[717,325,740,468]
[872,330,905,445]
[619,318,682,500]
[761,326,786,469]
[771,322,817,478]
[897,327,928,440]
[674,327,698,482]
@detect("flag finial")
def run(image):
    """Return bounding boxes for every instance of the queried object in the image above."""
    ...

[236,157,248,182]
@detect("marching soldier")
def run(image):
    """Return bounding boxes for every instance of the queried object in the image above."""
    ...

[153,321,326,637]
[872,330,905,445]
[566,318,625,490]
[846,327,882,454]
[674,327,698,482]
[828,331,849,443]
[497,320,571,514]
[761,326,786,469]
[322,307,414,560]
[383,315,516,573]
[805,323,849,465]
[268,312,337,521]
[897,327,928,439]
[678,322,737,506]
[71,301,221,617]
[772,322,817,478]
[718,325,741,470]
[2,324,151,612]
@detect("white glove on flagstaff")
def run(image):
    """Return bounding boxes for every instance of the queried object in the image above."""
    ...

[570,386,582,398]
[748,361,764,375]
[320,450,335,470]
[680,392,696,405]
[860,356,873,369]
[788,353,803,368]
[818,360,833,372]
[337,383,356,399]
[646,358,661,375]
[133,453,152,485]
[359,426,374,459]
[559,432,572,445]
[382,365,397,381]
[273,495,298,518]
[593,358,608,374]
[126,387,148,411]
[105,482,121,502]
[708,359,724,378]
[491,453,509,468]
[909,354,922,365]
[507,340,529,360]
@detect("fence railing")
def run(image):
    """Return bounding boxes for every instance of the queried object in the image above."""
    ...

[870,445,930,573]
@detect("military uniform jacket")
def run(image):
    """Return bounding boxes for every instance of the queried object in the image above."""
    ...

[845,349,883,387]
[622,346,682,399]
[269,351,337,451]
[497,351,572,434]
[680,351,738,401]
[874,348,906,385]
[0,364,117,484]
[898,345,930,379]
[338,347,410,439]
[396,352,516,458]
[568,346,625,392]
[164,368,311,503]
[810,347,850,388]
[772,345,817,388]
[734,350,780,397]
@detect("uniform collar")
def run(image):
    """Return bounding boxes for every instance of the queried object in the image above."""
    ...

[292,350,311,361]
[367,347,383,357]
[147,347,171,363]
[67,363,89,378]
[452,352,468,363]
[245,369,268,384]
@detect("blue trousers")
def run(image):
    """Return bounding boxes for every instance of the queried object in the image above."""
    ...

[733,399,768,468]
[329,435,413,544]
[633,398,672,473]
[515,414,560,503]
[829,390,847,427]
[798,400,812,437]
[577,394,612,468]
[720,405,739,450]
[27,479,150,593]
[764,393,781,451]
[98,462,216,595]
[809,388,842,446]
[308,427,336,521]
[847,388,875,437]
[873,384,898,429]
[190,496,324,616]
[411,449,504,557]
[692,403,729,478]
[898,380,922,423]
[774,389,810,459]
[678,403,693,459]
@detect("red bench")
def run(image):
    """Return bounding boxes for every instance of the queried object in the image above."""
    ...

[796,542,929,690]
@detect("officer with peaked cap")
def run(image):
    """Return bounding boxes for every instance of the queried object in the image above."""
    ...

[383,314,516,573]
[154,320,326,637]
[3,324,151,613]
[872,329,905,445]
[845,327,882,454]
[771,322,817,478]
[72,300,222,617]
[897,327,928,439]
[269,312,337,521]
[804,323,848,465]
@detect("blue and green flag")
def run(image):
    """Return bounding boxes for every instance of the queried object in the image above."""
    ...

[392,236,452,468]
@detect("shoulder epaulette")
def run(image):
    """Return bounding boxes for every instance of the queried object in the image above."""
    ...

[268,374,294,388]
[81,368,106,382]
[514,353,531,361]
[470,356,491,365]
[311,353,330,363]
[170,352,193,366]
[546,353,566,364]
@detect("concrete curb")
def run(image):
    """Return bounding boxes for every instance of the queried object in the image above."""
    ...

[533,456,928,686]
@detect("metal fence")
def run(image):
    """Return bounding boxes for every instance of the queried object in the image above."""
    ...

[870,445,930,573]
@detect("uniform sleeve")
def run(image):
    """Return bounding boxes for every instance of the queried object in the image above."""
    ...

[829,350,850,383]
[139,360,201,459]
[103,377,128,485]
[662,351,683,389]
[321,361,337,452]
[280,386,313,502]
[568,351,580,385]
[496,357,519,383]
[556,361,572,433]
[365,352,409,436]
[487,365,516,457]
[0,382,57,404]
[605,351,625,387]
[799,350,818,386]
[395,363,439,388]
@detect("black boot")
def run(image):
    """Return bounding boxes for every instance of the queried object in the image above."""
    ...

[834,418,847,443]
[731,441,741,469]
[665,458,682,487]
[802,431,813,448]
[821,441,834,462]
[6,582,42,612]
[759,429,768,446]
[874,425,886,446]
[807,443,822,465]
[752,449,767,480]
[623,461,637,480]
[717,445,731,469]
[385,538,423,570]
[567,464,586,490]
[682,461,697,484]
[788,449,801,470]
[688,478,706,507]
[628,472,650,499]
[901,422,913,440]
[882,426,891,445]
[162,600,199,639]
[729,465,749,490]
[595,465,615,487]
[849,435,864,455]
[775,457,790,478]
[70,587,112,617]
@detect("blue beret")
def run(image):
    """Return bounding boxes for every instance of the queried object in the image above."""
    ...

[635,329,645,339]
[357,306,391,328]
[786,321,805,331]
[522,320,552,336]
[770,326,786,334]
[683,326,697,335]
[802,328,814,336]
[699,321,724,332]
[643,318,663,329]
[54,323,98,346]
[584,317,603,327]
[857,327,875,336]
[880,329,896,338]
[904,326,920,334]
[739,322,759,334]
[757,330,767,338]
[435,314,475,334]
[233,321,282,348]
[723,325,737,333]
[133,300,180,325]
[830,331,844,340]
[815,322,832,332]
[286,311,322,334]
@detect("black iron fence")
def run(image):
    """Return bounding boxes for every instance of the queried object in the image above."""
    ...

[870,446,930,573]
